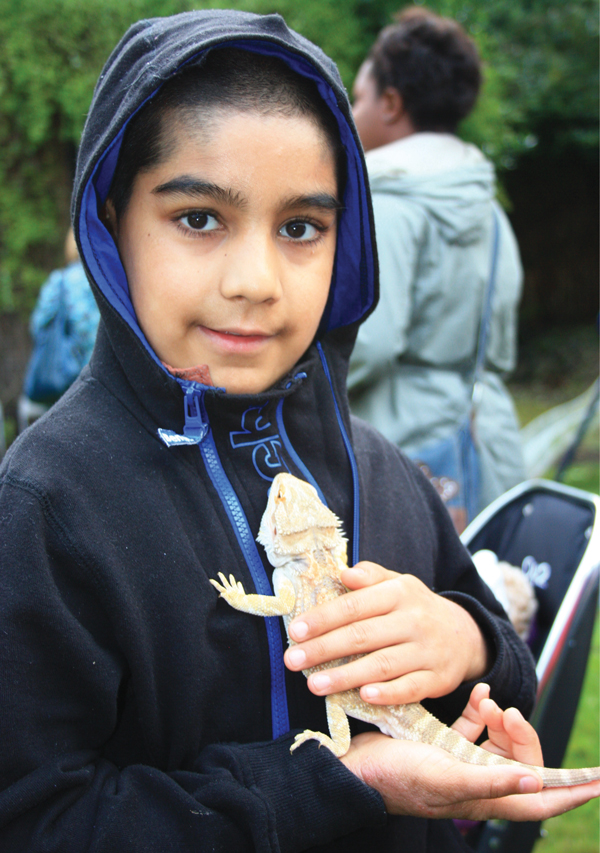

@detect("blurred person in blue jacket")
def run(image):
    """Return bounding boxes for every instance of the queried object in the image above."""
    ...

[348,6,525,526]
[21,228,100,423]
[29,228,100,382]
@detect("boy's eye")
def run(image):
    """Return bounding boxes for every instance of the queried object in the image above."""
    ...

[279,221,319,241]
[180,212,219,231]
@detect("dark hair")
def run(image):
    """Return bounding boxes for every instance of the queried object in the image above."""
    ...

[108,47,345,219]
[368,6,482,133]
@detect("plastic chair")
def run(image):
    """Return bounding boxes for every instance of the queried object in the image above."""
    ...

[459,479,600,853]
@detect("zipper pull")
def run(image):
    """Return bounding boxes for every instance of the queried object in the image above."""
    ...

[157,387,209,447]
[285,371,307,389]
[183,387,209,442]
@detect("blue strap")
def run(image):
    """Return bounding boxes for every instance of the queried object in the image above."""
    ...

[471,208,501,404]
[316,343,361,567]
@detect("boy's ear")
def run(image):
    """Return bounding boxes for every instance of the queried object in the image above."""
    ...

[101,199,118,239]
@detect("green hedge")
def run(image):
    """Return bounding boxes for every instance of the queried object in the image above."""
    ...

[0,0,597,314]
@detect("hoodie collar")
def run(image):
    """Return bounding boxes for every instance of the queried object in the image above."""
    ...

[366,132,489,179]
[365,132,495,245]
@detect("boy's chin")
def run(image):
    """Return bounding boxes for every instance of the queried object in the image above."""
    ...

[219,378,279,396]
[214,367,290,396]
[162,361,284,395]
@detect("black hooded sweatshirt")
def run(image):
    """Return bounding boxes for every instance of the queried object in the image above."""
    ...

[0,10,536,852]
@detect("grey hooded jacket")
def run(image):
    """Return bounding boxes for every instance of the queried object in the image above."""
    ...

[348,133,526,511]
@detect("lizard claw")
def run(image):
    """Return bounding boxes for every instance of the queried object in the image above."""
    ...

[291,729,347,758]
[209,573,247,603]
[228,574,245,594]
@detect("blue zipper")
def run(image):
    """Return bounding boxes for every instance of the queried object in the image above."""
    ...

[183,387,290,739]
[161,357,360,741]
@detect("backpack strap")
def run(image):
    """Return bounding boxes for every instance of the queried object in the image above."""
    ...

[471,207,501,410]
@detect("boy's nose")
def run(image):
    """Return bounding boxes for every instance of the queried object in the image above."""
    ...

[220,233,283,304]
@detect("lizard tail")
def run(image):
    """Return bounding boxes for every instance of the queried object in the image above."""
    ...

[535,766,600,787]
[377,702,600,788]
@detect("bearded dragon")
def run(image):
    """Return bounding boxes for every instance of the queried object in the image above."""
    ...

[210,472,600,787]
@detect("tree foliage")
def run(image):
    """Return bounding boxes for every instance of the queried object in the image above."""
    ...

[353,0,599,164]
[0,0,597,313]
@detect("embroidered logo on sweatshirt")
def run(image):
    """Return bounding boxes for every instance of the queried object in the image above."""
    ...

[230,406,289,481]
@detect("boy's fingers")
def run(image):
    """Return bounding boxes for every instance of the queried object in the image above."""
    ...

[305,663,437,705]
[501,707,536,746]
[287,571,404,642]
[451,683,490,741]
[293,644,418,695]
[285,612,444,701]
[478,780,600,823]
[286,635,433,701]
[478,697,506,736]
[341,562,398,589]
[286,609,413,674]
[464,766,544,803]
[501,706,544,767]
[358,671,436,705]
[476,697,514,757]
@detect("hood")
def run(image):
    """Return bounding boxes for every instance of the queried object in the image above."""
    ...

[365,133,495,245]
[72,10,378,379]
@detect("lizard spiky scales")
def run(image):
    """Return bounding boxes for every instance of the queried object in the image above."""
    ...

[210,473,600,787]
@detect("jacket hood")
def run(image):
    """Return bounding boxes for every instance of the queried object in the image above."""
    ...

[72,10,378,380]
[365,133,495,245]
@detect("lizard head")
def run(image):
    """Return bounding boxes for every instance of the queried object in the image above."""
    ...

[257,473,346,566]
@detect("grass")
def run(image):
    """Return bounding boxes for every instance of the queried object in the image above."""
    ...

[537,616,599,853]
[508,325,599,850]
[508,324,599,496]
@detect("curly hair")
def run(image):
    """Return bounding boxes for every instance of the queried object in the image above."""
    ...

[368,6,482,133]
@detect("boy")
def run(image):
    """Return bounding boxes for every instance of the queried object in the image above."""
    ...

[0,10,597,852]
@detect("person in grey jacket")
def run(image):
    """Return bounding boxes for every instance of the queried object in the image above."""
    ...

[348,6,525,530]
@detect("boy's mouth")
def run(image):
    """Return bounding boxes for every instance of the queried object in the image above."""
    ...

[200,325,274,352]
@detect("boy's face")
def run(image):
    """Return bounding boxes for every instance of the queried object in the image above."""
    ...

[106,111,339,394]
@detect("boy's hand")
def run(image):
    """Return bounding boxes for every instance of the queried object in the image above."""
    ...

[284,562,489,704]
[339,685,600,820]
[452,682,544,767]
[339,731,600,822]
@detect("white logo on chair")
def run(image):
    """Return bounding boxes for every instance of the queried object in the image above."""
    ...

[521,555,552,589]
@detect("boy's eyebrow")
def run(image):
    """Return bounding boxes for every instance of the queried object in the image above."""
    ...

[151,177,342,214]
[151,176,245,207]
[281,193,344,213]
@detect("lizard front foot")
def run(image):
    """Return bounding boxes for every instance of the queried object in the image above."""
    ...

[209,572,249,609]
[209,572,296,617]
